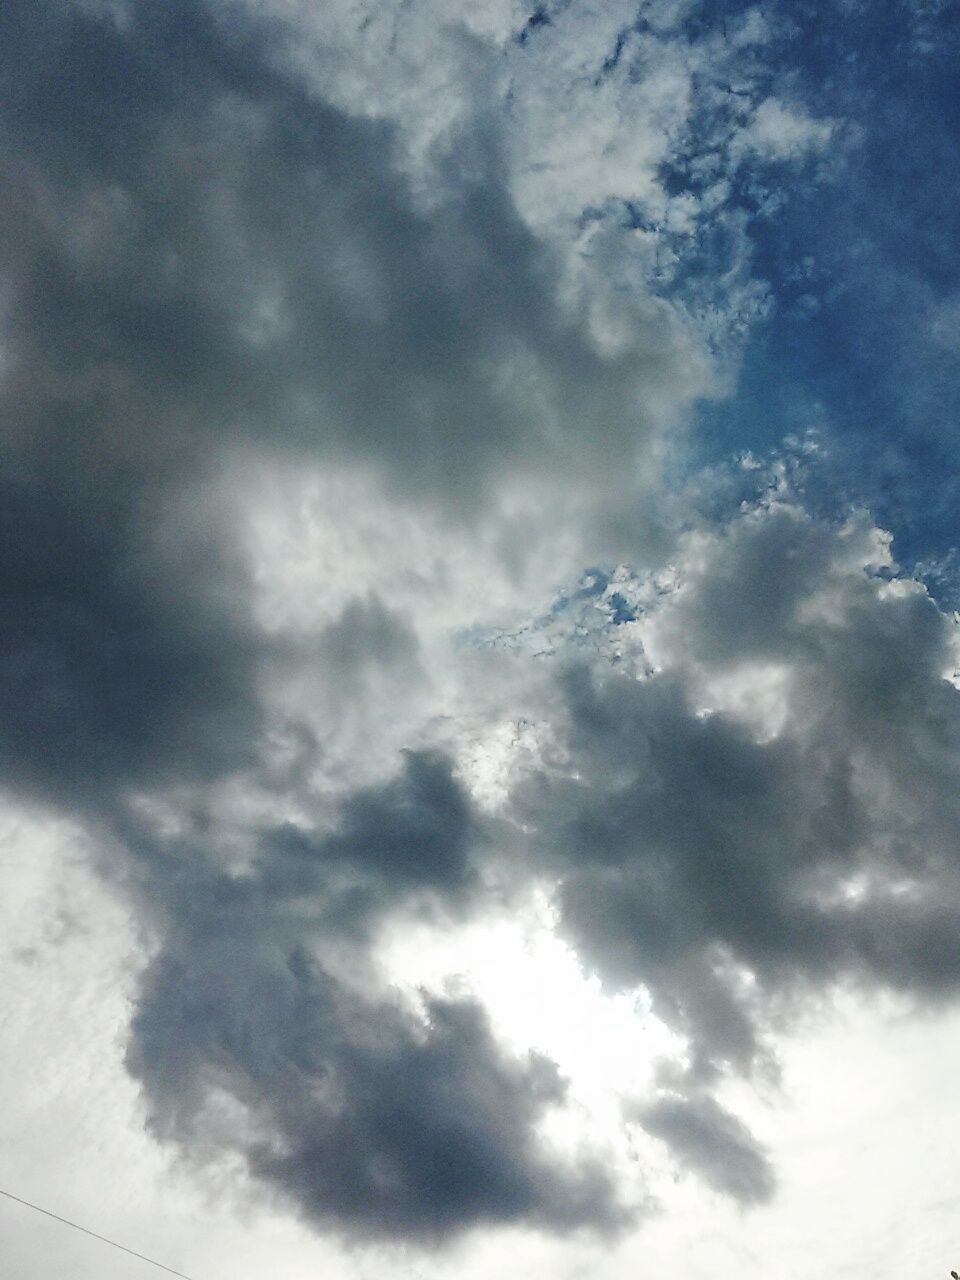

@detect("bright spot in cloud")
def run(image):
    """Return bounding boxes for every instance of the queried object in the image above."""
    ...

[379,890,684,1139]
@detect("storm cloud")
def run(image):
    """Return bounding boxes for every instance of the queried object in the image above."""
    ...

[126,751,620,1238]
[0,0,676,1238]
[636,1092,774,1205]
[511,501,960,1174]
[0,0,703,799]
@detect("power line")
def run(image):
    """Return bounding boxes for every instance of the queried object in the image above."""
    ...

[0,1186,198,1280]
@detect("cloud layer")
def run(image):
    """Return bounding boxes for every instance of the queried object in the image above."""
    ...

[4,0,960,1257]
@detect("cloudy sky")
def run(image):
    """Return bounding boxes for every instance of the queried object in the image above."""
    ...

[3,1,960,1277]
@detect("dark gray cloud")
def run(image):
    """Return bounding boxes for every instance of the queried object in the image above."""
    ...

[510,504,960,1188]
[0,0,669,1239]
[635,1093,774,1205]
[0,0,687,498]
[125,751,622,1240]
[0,0,687,802]
[260,749,478,912]
[318,596,422,691]
[0,459,263,803]
[132,958,617,1241]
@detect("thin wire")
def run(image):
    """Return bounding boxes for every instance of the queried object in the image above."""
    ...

[0,1185,197,1280]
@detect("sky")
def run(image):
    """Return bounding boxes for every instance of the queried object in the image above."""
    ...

[2,1,960,1277]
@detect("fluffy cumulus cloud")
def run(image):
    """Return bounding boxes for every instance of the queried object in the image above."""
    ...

[3,0,960,1273]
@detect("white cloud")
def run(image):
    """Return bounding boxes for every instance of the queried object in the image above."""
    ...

[729,97,836,164]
